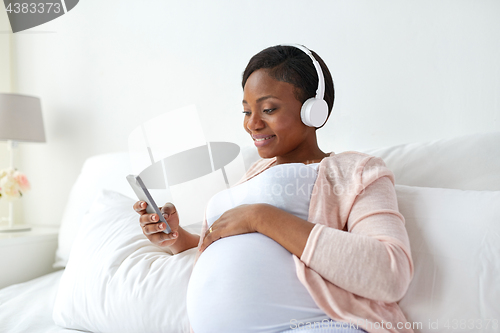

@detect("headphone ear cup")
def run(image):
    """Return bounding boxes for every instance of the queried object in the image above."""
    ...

[301,98,329,127]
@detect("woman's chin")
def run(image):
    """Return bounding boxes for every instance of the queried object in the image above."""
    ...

[256,148,275,159]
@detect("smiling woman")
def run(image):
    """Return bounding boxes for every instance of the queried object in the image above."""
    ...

[242,69,329,164]
[241,45,334,165]
[135,44,414,333]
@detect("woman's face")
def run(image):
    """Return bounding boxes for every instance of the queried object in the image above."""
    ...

[242,69,315,160]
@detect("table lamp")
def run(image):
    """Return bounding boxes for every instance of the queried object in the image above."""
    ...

[0,93,46,232]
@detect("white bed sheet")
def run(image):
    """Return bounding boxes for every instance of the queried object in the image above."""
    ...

[0,270,85,333]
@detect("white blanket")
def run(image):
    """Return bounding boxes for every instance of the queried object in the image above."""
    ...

[0,270,82,333]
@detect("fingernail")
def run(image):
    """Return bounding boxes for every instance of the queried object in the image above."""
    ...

[158,223,164,230]
[172,232,178,238]
[163,214,168,219]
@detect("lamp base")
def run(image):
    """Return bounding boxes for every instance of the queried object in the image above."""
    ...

[0,224,32,233]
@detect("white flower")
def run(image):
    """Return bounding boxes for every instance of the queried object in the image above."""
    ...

[0,168,30,201]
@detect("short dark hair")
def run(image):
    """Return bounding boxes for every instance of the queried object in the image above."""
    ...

[242,45,334,128]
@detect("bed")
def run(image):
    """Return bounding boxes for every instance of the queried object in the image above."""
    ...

[1,131,499,333]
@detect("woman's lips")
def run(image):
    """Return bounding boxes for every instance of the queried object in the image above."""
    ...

[253,135,276,147]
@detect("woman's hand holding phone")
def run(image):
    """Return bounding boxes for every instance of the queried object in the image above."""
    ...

[134,201,180,249]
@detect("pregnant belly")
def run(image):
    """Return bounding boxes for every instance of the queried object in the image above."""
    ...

[186,233,328,333]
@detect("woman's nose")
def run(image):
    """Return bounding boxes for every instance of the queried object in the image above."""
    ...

[246,113,264,131]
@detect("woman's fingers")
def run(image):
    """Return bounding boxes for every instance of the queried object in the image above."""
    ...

[133,201,147,213]
[147,227,178,243]
[139,212,161,225]
[135,201,178,248]
[142,222,167,235]
[135,201,162,228]
[199,224,222,252]
[135,202,177,224]
[198,205,259,252]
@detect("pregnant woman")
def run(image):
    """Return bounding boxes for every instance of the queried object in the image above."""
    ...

[134,44,414,333]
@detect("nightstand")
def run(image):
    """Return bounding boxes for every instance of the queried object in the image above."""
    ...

[0,226,61,289]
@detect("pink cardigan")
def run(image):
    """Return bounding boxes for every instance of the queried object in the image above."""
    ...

[192,151,414,333]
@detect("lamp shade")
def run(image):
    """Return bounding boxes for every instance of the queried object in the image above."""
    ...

[0,93,46,142]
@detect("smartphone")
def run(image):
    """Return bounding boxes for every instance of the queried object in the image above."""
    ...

[126,174,172,234]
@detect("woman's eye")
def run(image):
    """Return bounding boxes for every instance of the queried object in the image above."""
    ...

[242,108,276,116]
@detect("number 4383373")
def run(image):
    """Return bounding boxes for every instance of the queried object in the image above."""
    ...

[6,2,62,14]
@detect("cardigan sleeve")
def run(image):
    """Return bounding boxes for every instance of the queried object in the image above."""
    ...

[300,156,414,303]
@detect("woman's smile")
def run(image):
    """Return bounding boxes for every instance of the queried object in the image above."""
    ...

[252,134,276,147]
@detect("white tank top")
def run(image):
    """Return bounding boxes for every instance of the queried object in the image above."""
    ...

[187,162,331,333]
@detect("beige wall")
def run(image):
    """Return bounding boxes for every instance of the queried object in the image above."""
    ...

[0,8,14,221]
[0,8,11,93]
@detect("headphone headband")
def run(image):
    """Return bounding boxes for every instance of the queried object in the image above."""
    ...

[279,43,326,101]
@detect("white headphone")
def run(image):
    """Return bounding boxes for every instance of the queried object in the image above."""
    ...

[280,44,329,128]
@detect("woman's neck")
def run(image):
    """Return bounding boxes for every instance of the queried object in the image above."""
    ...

[273,150,330,166]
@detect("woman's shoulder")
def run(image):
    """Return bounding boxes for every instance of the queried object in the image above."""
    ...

[245,151,383,171]
[322,150,385,166]
[240,151,390,182]
[320,151,394,185]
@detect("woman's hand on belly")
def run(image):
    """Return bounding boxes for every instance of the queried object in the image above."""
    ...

[199,203,263,253]
[200,203,316,258]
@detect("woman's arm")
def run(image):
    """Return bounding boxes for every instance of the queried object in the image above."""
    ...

[299,164,414,303]
[254,161,413,304]
[252,204,315,258]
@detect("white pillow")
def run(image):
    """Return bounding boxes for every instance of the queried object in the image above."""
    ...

[395,185,500,332]
[363,131,500,191]
[53,190,196,333]
[54,152,135,268]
